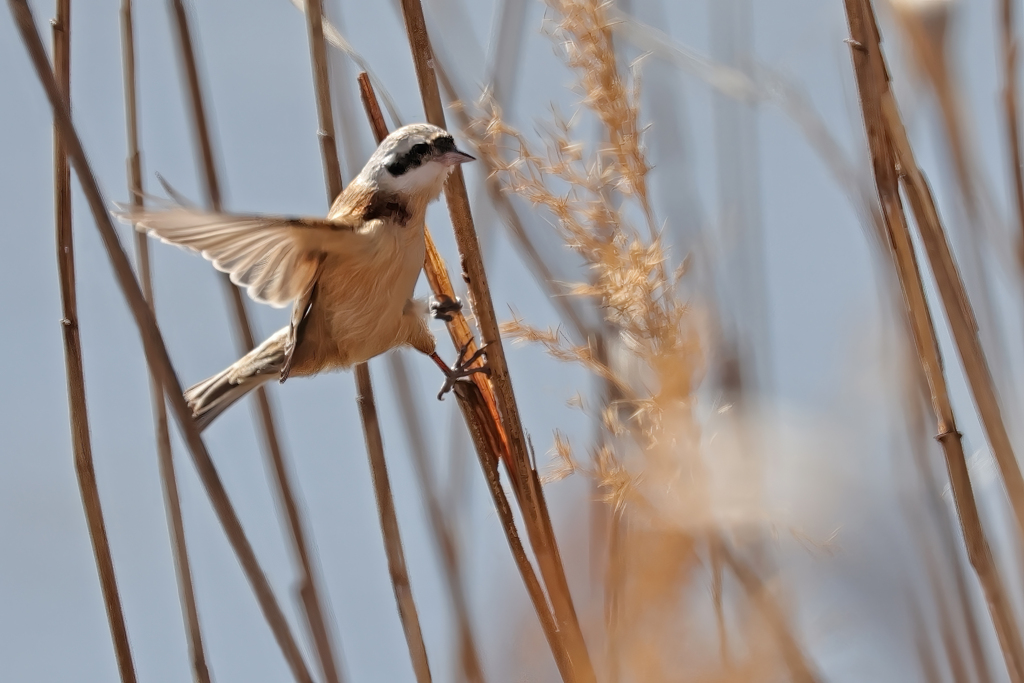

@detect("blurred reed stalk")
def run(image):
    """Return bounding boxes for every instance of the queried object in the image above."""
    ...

[357,70,574,683]
[1000,0,1024,270]
[863,0,1024,549]
[166,3,343,681]
[50,3,139,682]
[120,2,210,681]
[303,5,431,681]
[10,3,315,680]
[844,1,1024,680]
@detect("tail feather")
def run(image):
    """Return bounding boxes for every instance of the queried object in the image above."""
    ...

[185,327,288,431]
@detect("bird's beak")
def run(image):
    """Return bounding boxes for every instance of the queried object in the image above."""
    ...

[438,149,476,166]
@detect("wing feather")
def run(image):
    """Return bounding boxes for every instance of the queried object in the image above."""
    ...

[119,206,366,307]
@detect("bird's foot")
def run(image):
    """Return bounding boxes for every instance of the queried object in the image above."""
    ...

[430,294,463,322]
[431,343,490,400]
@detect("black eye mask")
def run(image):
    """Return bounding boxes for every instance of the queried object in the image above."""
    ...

[386,135,456,176]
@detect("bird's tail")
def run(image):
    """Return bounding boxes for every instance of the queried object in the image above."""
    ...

[185,327,288,431]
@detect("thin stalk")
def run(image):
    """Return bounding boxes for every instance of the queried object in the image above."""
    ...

[355,367,433,683]
[396,4,596,682]
[452,381,573,683]
[363,92,485,683]
[387,349,487,683]
[167,3,342,681]
[358,74,570,682]
[120,2,210,681]
[843,2,1024,680]
[10,4,315,679]
[1001,0,1024,274]
[51,4,138,682]
[302,5,431,681]
[876,7,1024,554]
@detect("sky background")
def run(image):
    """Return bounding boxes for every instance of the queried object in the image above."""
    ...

[2,0,1022,681]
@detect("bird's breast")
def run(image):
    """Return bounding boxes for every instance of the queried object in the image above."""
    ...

[306,219,425,365]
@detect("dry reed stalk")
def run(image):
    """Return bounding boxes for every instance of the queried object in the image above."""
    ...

[904,378,994,683]
[357,73,573,681]
[50,4,138,682]
[355,368,433,683]
[167,3,343,681]
[360,80,487,671]
[302,8,432,681]
[890,2,1015,408]
[843,1,1024,679]
[875,10,1024,550]
[10,4,315,679]
[362,83,488,674]
[386,354,487,683]
[452,380,574,682]
[396,4,596,682]
[120,2,210,680]
[1000,0,1024,271]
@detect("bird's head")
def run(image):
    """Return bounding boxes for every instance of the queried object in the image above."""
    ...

[362,123,475,202]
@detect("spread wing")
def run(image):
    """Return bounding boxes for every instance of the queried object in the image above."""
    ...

[120,206,368,307]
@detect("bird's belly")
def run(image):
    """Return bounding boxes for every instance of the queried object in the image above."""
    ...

[312,232,424,366]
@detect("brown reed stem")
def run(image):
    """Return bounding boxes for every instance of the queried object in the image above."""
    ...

[386,352,488,683]
[355,367,433,683]
[1000,0,1024,273]
[359,72,570,682]
[396,4,595,681]
[120,2,210,681]
[167,3,343,681]
[11,4,315,679]
[844,2,1024,680]
[453,381,574,683]
[50,4,138,682]
[879,4,1024,556]
[302,6,431,681]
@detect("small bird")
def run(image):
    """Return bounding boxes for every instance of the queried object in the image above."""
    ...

[121,123,487,431]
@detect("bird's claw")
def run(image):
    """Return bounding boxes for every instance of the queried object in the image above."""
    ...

[437,342,490,400]
[430,294,463,322]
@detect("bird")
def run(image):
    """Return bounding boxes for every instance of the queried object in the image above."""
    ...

[120,123,487,431]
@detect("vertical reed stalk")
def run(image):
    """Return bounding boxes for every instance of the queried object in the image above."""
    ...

[303,5,431,681]
[11,4,315,679]
[167,3,343,681]
[386,353,487,683]
[51,4,138,682]
[874,9,1024,546]
[358,73,570,682]
[355,367,433,683]
[843,2,1024,679]
[362,90,486,680]
[120,2,210,681]
[1000,0,1024,273]
[396,3,595,681]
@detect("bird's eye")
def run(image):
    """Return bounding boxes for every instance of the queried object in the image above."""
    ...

[410,143,430,157]
[434,136,455,153]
